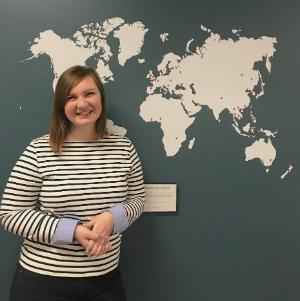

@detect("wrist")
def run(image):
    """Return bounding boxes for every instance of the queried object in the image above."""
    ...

[106,205,128,234]
[73,223,83,242]
[53,217,81,245]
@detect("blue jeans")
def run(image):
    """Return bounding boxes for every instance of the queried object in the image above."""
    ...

[10,264,127,301]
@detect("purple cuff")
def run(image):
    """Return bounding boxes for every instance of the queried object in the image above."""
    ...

[107,205,128,233]
[52,217,80,245]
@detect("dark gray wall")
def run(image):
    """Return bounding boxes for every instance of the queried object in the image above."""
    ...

[0,0,299,300]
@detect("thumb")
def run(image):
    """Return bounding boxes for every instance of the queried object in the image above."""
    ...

[84,220,95,229]
[85,228,98,241]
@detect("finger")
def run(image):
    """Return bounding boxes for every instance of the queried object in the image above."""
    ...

[104,243,112,255]
[103,243,112,254]
[86,239,96,254]
[79,238,89,249]
[86,229,99,241]
[93,239,112,256]
[98,235,108,245]
[88,231,99,242]
[90,241,103,257]
[94,243,106,256]
[100,242,112,256]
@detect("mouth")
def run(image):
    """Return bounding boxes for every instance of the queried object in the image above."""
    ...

[75,110,93,116]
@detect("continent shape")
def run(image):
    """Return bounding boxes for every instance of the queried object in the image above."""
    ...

[106,119,127,136]
[140,94,195,156]
[26,17,148,88]
[140,25,278,170]
[113,21,149,66]
[27,30,95,89]
[245,138,276,172]
[144,29,277,121]
[25,19,291,178]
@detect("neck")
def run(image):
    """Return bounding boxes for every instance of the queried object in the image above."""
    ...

[65,125,97,141]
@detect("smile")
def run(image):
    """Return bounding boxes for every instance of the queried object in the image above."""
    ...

[75,110,93,116]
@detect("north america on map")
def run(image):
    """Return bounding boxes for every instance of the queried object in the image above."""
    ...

[25,17,293,179]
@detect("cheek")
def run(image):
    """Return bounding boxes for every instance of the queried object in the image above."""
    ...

[94,98,102,116]
[64,102,75,118]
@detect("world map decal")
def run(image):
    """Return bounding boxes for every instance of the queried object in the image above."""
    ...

[25,17,293,180]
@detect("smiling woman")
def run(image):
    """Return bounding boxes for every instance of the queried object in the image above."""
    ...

[0,66,146,301]
[64,76,103,139]
[49,66,108,153]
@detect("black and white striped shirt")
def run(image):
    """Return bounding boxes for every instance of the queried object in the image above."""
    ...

[0,134,145,277]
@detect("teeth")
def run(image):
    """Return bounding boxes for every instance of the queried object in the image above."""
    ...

[76,111,91,115]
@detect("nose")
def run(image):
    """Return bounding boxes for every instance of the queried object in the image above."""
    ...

[77,96,88,108]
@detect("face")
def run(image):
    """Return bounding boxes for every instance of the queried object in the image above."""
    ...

[64,76,102,130]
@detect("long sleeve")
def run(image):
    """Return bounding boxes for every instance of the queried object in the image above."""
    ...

[0,142,59,244]
[0,134,146,277]
[51,140,146,241]
[107,205,129,233]
[122,141,146,226]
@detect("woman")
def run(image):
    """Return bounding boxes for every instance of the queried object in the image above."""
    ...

[0,65,146,301]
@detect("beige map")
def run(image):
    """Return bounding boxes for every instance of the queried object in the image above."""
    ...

[25,19,293,178]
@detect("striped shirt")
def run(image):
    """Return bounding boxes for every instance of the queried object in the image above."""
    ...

[0,134,145,277]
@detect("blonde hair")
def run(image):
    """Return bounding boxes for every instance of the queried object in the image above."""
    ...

[49,65,108,153]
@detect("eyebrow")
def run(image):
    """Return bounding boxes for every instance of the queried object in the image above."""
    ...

[67,88,97,96]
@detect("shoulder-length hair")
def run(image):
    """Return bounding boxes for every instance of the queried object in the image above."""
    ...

[49,65,108,153]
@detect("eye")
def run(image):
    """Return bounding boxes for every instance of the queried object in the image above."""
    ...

[86,91,95,97]
[66,95,76,101]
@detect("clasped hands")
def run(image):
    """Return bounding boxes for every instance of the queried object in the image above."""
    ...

[74,211,114,257]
